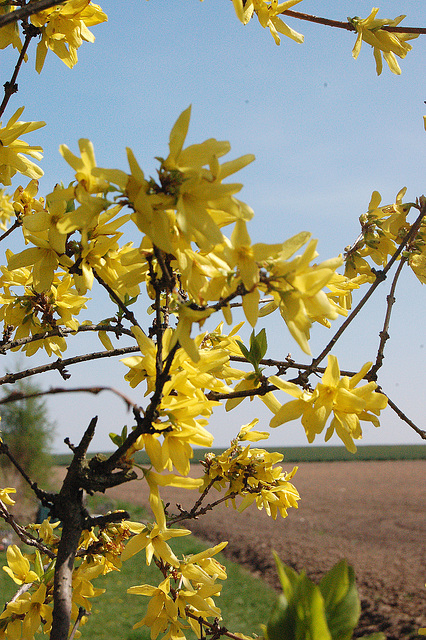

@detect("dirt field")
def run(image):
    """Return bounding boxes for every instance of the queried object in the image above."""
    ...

[101,460,425,639]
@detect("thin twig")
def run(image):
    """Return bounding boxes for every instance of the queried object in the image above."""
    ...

[0,220,21,244]
[0,0,65,28]
[309,205,426,372]
[0,344,141,386]
[369,258,406,380]
[0,385,139,412]
[168,491,239,526]
[0,27,38,118]
[282,9,426,34]
[185,610,256,640]
[0,499,55,557]
[385,396,426,440]
[68,608,88,640]
[93,270,142,330]
[0,322,134,355]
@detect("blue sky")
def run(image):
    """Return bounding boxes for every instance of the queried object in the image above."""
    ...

[1,1,425,452]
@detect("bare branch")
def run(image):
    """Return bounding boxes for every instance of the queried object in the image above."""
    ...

[0,0,66,28]
[0,385,139,413]
[0,499,55,557]
[0,343,140,386]
[282,9,426,35]
[385,396,426,440]
[0,322,134,355]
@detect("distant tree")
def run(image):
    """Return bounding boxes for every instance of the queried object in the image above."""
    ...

[0,377,55,486]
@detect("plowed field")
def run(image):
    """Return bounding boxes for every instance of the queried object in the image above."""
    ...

[58,459,425,639]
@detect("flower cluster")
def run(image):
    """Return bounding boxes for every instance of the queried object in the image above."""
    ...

[201,420,300,519]
[345,188,415,280]
[31,0,107,73]
[350,8,419,75]
[232,0,304,45]
[269,355,388,452]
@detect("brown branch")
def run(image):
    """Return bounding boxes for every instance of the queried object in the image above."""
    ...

[0,24,39,118]
[0,219,21,244]
[368,258,406,380]
[168,491,239,526]
[0,343,141,386]
[50,417,97,640]
[385,395,426,440]
[102,343,179,472]
[93,270,142,330]
[0,499,55,557]
[0,385,139,413]
[282,9,426,35]
[185,610,256,640]
[68,608,88,640]
[0,440,53,503]
[0,322,134,355]
[309,204,426,372]
[0,0,65,28]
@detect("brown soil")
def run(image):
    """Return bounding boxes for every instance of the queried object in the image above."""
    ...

[73,460,425,639]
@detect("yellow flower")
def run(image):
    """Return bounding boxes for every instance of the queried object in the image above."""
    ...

[350,8,418,75]
[232,0,304,45]
[0,189,14,231]
[31,0,107,73]
[0,107,45,186]
[59,138,111,194]
[238,418,269,442]
[128,577,179,635]
[0,583,52,637]
[169,303,214,362]
[162,105,255,252]
[270,355,388,452]
[2,545,39,585]
[0,487,16,506]
[0,6,22,52]
[259,232,343,354]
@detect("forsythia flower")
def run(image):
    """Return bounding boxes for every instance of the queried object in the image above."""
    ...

[2,545,39,585]
[31,0,108,73]
[269,355,388,452]
[345,188,414,279]
[259,232,343,354]
[201,428,300,520]
[0,107,45,186]
[0,6,22,52]
[232,0,304,45]
[0,487,16,506]
[350,8,418,75]
[0,189,14,231]
[0,583,53,638]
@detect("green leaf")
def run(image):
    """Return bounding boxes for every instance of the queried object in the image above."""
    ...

[109,432,122,446]
[269,553,332,640]
[319,559,360,640]
[34,549,44,579]
[236,339,252,363]
[273,551,298,600]
[255,327,268,360]
[266,593,295,640]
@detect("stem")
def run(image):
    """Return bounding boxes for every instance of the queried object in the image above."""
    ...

[0,344,140,386]
[385,396,426,440]
[93,270,142,329]
[0,219,21,244]
[369,258,406,380]
[310,205,426,371]
[50,417,97,640]
[282,9,426,34]
[0,0,66,28]
[0,30,35,118]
